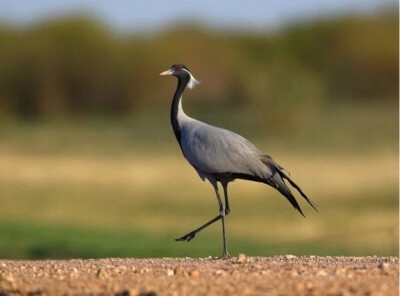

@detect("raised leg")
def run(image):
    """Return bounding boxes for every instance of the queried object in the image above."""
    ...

[175,181,231,258]
[175,214,222,242]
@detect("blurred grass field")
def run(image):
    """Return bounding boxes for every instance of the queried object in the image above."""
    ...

[0,109,397,259]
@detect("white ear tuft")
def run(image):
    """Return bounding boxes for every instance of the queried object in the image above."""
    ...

[183,69,201,89]
[187,75,201,89]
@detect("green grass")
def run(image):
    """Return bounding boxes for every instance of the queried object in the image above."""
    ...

[0,179,397,259]
[0,219,396,259]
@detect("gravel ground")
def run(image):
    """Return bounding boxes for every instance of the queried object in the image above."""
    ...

[0,256,398,296]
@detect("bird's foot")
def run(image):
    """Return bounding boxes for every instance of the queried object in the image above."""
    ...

[219,251,231,259]
[175,231,196,242]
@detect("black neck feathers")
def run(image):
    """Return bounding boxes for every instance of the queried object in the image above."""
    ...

[170,74,190,142]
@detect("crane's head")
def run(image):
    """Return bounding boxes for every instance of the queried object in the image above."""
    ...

[160,64,200,89]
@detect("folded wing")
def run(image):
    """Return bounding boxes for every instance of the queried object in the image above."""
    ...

[180,120,273,180]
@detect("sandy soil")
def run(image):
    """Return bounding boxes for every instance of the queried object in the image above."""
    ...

[0,255,398,296]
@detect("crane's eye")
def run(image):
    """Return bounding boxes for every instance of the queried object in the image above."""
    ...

[177,66,182,71]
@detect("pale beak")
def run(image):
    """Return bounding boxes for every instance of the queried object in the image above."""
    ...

[160,69,174,76]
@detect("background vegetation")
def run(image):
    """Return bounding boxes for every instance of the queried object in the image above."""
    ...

[0,11,398,258]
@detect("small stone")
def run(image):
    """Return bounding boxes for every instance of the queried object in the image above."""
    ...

[174,267,184,275]
[295,283,305,291]
[335,267,346,275]
[138,268,148,274]
[69,267,78,278]
[2,274,14,283]
[166,269,174,277]
[189,269,200,277]
[290,270,298,277]
[285,255,297,259]
[378,262,390,273]
[118,265,127,272]
[0,262,6,268]
[237,253,246,263]
[215,270,224,275]
[96,268,108,278]
[115,289,130,296]
[136,268,145,274]
[317,270,328,277]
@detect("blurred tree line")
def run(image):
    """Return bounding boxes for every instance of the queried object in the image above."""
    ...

[0,12,397,122]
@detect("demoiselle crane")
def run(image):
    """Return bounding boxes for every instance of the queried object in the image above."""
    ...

[160,64,317,258]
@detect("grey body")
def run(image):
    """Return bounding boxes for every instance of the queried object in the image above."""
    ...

[160,64,317,258]
[178,99,271,183]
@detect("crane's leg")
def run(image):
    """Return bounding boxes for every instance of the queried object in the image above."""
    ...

[175,182,231,253]
[175,214,222,242]
[219,182,230,258]
[222,182,230,215]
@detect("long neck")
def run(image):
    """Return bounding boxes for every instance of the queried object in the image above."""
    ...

[171,77,189,142]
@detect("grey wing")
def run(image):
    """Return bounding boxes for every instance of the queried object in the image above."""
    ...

[180,121,273,180]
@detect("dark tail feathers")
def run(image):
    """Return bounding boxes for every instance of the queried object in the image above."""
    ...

[279,170,318,213]
[263,156,318,216]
